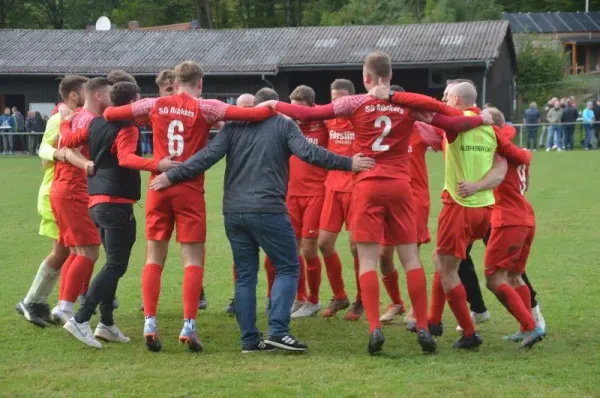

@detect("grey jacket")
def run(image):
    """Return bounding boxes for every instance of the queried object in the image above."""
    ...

[546,107,563,124]
[166,115,353,213]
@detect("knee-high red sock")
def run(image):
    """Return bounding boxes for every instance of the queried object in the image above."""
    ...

[496,283,536,332]
[446,283,476,337]
[62,255,94,303]
[142,263,162,317]
[264,257,275,299]
[382,268,403,306]
[515,285,533,312]
[359,271,381,333]
[306,257,322,304]
[406,268,428,330]
[183,266,204,320]
[297,256,308,301]
[323,253,346,300]
[353,256,362,302]
[80,259,95,295]
[58,253,77,300]
[428,272,446,324]
[232,264,237,284]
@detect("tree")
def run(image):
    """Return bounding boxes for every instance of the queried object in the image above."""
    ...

[423,0,502,23]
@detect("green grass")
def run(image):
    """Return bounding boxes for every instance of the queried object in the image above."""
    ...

[1,152,600,397]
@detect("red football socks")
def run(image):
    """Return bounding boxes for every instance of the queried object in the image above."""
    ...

[306,257,322,304]
[515,285,533,312]
[297,256,308,301]
[142,263,163,317]
[406,268,428,330]
[446,283,476,337]
[353,256,362,302]
[428,272,446,324]
[58,253,77,300]
[496,283,536,332]
[264,257,275,299]
[323,253,346,300]
[359,271,381,333]
[182,266,204,320]
[62,255,94,303]
[382,268,403,306]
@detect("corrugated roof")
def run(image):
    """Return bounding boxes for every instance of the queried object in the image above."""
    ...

[0,20,512,75]
[504,12,600,34]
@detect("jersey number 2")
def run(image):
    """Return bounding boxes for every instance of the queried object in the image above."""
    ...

[372,116,391,152]
[168,120,184,157]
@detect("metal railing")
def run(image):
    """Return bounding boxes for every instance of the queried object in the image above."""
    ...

[509,120,598,149]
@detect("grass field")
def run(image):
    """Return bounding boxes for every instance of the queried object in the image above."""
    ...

[1,152,600,397]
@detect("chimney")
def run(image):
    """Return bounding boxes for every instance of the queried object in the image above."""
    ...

[86,24,95,31]
[190,20,200,29]
[128,21,140,30]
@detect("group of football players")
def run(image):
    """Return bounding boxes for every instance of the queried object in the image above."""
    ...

[15,50,546,355]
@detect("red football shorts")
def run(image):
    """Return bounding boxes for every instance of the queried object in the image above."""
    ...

[484,226,535,275]
[436,203,492,259]
[146,185,206,243]
[353,178,416,246]
[415,203,431,246]
[319,189,353,233]
[50,196,101,247]
[287,195,324,239]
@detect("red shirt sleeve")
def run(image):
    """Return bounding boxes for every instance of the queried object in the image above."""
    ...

[222,105,276,123]
[114,126,160,172]
[391,92,463,116]
[104,98,157,122]
[60,119,89,148]
[428,113,484,143]
[494,127,532,165]
[275,102,336,121]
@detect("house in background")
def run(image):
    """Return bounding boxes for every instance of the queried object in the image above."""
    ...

[504,12,600,75]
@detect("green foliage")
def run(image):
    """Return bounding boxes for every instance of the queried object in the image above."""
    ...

[423,0,503,23]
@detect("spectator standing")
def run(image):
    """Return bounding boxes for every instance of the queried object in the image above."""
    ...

[31,112,45,155]
[582,101,595,150]
[12,107,26,153]
[561,100,579,151]
[523,102,541,151]
[25,111,36,155]
[593,99,600,148]
[546,101,563,151]
[540,98,557,148]
[0,107,16,155]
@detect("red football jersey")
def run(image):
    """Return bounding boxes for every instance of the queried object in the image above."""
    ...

[491,125,535,227]
[324,118,355,193]
[410,122,444,206]
[131,93,228,193]
[333,94,435,183]
[51,108,96,200]
[288,120,329,196]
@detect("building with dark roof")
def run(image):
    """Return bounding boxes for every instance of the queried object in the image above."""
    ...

[503,12,600,75]
[0,20,517,118]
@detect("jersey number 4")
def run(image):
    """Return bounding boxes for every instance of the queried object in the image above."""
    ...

[372,116,392,152]
[168,120,184,156]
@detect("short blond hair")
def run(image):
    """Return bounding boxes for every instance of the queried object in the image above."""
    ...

[486,107,505,127]
[364,51,392,80]
[290,85,316,106]
[174,61,204,85]
[155,70,176,87]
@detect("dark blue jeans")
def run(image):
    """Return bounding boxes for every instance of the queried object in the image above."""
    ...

[224,212,299,349]
[563,125,575,150]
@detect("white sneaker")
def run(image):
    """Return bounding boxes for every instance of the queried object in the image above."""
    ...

[557,147,562,152]
[546,147,551,152]
[532,305,546,333]
[291,300,308,314]
[380,303,405,323]
[51,306,73,325]
[63,318,102,349]
[291,302,321,318]
[551,145,557,150]
[94,323,131,343]
[456,311,491,332]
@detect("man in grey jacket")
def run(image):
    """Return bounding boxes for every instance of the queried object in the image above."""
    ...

[149,88,374,353]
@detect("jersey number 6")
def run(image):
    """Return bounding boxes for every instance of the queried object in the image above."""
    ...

[372,115,392,152]
[168,120,185,157]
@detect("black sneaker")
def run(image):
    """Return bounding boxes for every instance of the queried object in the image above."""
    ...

[16,301,47,327]
[198,289,208,310]
[368,328,385,355]
[224,298,235,315]
[453,332,483,349]
[429,322,444,337]
[406,321,417,333]
[242,340,276,354]
[417,328,437,353]
[264,334,307,352]
[38,303,53,324]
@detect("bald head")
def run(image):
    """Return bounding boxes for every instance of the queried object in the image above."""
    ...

[447,82,477,110]
[236,93,255,108]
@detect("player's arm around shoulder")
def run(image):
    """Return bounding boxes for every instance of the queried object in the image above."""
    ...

[39,113,62,166]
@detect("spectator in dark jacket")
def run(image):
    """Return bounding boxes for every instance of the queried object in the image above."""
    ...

[523,102,541,150]
[561,100,579,150]
[12,107,26,153]
[593,99,600,148]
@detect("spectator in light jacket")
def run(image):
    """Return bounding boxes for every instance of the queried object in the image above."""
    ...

[582,101,595,150]
[546,101,564,151]
[0,107,16,155]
